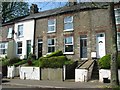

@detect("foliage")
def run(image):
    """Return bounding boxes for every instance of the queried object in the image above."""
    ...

[9,57,21,65]
[2,2,29,23]
[98,54,111,69]
[13,60,27,67]
[46,50,64,58]
[98,54,120,69]
[27,53,36,61]
[39,56,73,68]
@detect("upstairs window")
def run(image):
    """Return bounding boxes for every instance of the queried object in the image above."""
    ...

[115,8,120,24]
[47,38,55,53]
[48,19,56,33]
[18,25,23,37]
[64,36,74,54]
[117,32,120,51]
[64,16,73,31]
[17,42,22,54]
[0,43,8,54]
[7,27,13,38]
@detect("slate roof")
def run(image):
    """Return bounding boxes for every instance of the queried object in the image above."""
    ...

[18,2,109,21]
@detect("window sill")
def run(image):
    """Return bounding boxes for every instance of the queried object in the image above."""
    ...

[63,52,74,55]
[47,31,56,34]
[17,36,24,38]
[64,29,74,32]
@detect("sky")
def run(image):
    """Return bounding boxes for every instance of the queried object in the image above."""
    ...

[28,2,68,11]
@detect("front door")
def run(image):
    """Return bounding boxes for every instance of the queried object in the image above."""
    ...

[80,35,87,59]
[27,40,31,58]
[38,39,43,58]
[96,33,106,58]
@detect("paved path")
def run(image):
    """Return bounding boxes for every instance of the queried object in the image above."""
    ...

[2,78,111,89]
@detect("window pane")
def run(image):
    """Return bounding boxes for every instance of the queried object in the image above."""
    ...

[65,45,73,52]
[65,37,72,44]
[64,16,72,22]
[115,9,120,16]
[64,23,73,30]
[18,25,23,36]
[18,49,22,54]
[48,47,55,53]
[116,16,120,24]
[48,19,55,25]
[48,26,54,32]
[18,42,22,47]
[48,39,54,45]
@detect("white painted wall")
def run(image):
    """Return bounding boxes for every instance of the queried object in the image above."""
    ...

[19,67,40,80]
[75,69,88,82]
[7,66,19,78]
[99,69,120,82]
[14,20,34,59]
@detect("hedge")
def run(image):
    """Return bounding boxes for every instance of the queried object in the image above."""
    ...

[46,50,64,58]
[98,54,120,69]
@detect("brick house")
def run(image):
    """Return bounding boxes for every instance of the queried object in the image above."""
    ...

[34,3,113,60]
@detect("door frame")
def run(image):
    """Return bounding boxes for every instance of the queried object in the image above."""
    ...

[96,33,106,58]
[80,35,88,60]
[37,39,43,58]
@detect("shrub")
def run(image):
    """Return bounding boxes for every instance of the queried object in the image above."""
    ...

[9,57,21,65]
[98,54,111,69]
[39,56,69,68]
[13,60,27,66]
[99,54,120,69]
[46,50,64,58]
[27,53,36,61]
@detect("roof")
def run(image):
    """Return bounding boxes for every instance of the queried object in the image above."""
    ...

[2,2,109,24]
[18,2,109,21]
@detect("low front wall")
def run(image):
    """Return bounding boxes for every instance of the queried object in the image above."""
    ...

[19,67,41,80]
[99,69,120,82]
[7,66,19,78]
[41,68,63,81]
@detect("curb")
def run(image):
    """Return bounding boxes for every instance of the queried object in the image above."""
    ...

[2,83,67,88]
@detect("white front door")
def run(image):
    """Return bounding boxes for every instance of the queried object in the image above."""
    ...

[96,33,106,58]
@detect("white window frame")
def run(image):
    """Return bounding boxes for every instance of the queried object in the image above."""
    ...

[117,32,120,51]
[47,38,55,53]
[115,8,120,24]
[17,42,22,55]
[48,19,56,33]
[64,36,74,54]
[0,43,8,55]
[7,27,13,38]
[18,24,23,37]
[64,16,73,31]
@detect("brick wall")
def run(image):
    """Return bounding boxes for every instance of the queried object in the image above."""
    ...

[35,8,112,61]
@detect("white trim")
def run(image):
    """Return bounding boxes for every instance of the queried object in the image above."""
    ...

[64,16,73,31]
[64,36,74,53]
[48,19,56,33]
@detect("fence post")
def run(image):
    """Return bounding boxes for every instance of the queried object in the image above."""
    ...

[63,65,66,81]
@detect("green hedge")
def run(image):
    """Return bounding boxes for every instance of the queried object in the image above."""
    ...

[39,56,73,68]
[46,50,64,58]
[98,54,120,69]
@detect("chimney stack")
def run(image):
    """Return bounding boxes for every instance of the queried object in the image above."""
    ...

[68,0,77,6]
[30,4,39,14]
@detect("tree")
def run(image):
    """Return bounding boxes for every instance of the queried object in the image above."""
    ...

[109,2,119,86]
[2,2,29,23]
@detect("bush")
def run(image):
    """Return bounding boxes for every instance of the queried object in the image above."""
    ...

[13,60,27,66]
[46,50,64,58]
[39,56,69,68]
[9,57,21,65]
[98,54,111,69]
[27,53,36,61]
[99,54,120,69]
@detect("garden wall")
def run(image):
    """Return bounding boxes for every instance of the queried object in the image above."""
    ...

[99,69,120,82]
[41,68,63,81]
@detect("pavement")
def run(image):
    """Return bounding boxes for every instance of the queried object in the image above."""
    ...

[1,78,111,89]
